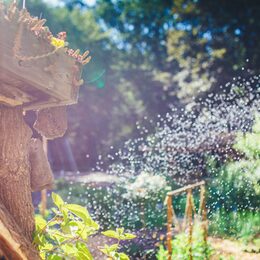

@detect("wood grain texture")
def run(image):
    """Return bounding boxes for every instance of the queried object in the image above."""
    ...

[0,3,82,110]
[0,202,40,260]
[0,107,34,241]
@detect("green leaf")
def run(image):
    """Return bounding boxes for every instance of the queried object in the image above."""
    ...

[122,233,136,240]
[65,204,91,221]
[100,248,109,256]
[47,255,63,260]
[77,243,93,260]
[64,204,99,229]
[40,251,46,259]
[61,208,69,223]
[35,215,47,230]
[116,228,124,235]
[119,253,130,260]
[41,243,54,251]
[61,222,71,234]
[102,230,120,239]
[108,243,119,252]
[52,193,64,209]
[61,244,78,256]
[49,230,73,244]
[33,233,46,246]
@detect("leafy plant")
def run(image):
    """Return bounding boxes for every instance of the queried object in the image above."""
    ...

[156,226,213,260]
[209,210,260,243]
[206,115,260,213]
[100,228,136,259]
[34,192,136,260]
[55,179,167,230]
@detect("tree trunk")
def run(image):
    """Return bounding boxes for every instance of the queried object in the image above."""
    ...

[0,107,35,246]
[0,202,40,259]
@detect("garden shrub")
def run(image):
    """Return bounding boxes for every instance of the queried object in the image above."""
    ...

[55,175,169,230]
[209,210,260,243]
[34,193,135,260]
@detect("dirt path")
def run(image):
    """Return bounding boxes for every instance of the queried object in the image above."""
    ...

[209,237,260,260]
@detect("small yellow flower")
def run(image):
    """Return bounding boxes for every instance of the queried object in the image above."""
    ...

[50,37,65,48]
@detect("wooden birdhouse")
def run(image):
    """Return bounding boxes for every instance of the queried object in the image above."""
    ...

[0,2,90,258]
[0,1,89,110]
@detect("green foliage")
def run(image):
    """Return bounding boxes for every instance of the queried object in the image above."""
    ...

[102,228,136,240]
[207,165,260,211]
[156,226,213,260]
[209,210,260,243]
[55,179,167,230]
[25,0,260,170]
[34,193,135,260]
[207,115,260,212]
[229,114,260,194]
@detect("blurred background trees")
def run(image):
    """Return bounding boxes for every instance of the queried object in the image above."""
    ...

[24,0,260,171]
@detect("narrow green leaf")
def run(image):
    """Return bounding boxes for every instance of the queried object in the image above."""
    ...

[122,233,136,240]
[102,230,120,239]
[52,193,64,209]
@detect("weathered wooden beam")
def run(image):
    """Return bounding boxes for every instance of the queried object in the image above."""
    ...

[167,181,205,196]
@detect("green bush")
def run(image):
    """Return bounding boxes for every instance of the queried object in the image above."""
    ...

[207,115,260,212]
[209,210,260,243]
[55,178,168,230]
[35,193,135,260]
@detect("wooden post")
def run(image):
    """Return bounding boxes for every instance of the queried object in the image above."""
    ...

[199,185,208,244]
[186,189,193,260]
[0,107,40,258]
[40,137,48,216]
[166,181,208,260]
[166,195,173,260]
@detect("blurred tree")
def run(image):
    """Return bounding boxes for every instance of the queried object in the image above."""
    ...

[24,0,260,170]
[167,0,260,101]
[95,0,260,103]
[26,0,146,169]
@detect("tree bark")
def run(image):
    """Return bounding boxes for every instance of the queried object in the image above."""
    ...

[0,107,35,243]
[0,202,40,259]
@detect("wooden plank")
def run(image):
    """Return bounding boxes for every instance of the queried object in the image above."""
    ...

[167,181,205,196]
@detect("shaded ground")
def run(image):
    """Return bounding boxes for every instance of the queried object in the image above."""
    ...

[210,237,260,260]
